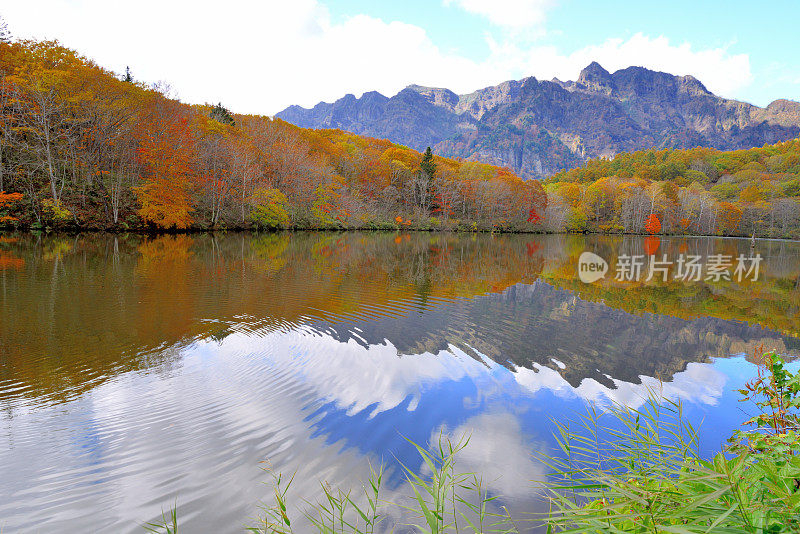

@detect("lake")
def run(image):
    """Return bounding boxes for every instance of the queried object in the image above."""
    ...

[1,232,798,532]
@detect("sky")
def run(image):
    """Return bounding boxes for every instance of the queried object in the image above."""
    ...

[2,0,798,115]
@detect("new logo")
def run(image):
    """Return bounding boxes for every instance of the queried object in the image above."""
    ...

[578,251,608,283]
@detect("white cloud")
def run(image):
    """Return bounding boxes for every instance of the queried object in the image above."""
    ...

[434,412,548,498]
[513,361,728,411]
[486,33,752,99]
[2,2,754,114]
[2,0,487,113]
[443,0,555,31]
[217,325,730,421]
[219,327,490,417]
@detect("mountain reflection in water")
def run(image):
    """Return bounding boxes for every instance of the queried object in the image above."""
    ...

[0,232,798,532]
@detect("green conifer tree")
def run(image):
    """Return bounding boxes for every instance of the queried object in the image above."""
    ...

[420,146,436,179]
[210,102,235,126]
[419,147,439,214]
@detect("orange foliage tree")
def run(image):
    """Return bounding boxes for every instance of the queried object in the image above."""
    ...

[644,213,661,234]
[0,191,23,223]
[134,101,195,229]
[717,202,743,234]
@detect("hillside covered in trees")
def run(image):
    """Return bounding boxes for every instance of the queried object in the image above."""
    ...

[0,39,547,232]
[542,139,800,238]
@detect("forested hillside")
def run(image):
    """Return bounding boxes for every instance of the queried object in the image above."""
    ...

[542,140,800,238]
[0,39,546,231]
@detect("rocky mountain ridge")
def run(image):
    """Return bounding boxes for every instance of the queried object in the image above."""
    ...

[277,63,800,179]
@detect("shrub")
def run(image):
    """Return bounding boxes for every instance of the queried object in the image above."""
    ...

[249,187,290,229]
[781,179,800,198]
[711,182,739,200]
[41,198,73,225]
[565,208,588,232]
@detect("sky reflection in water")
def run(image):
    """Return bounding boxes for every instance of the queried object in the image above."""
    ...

[0,232,798,532]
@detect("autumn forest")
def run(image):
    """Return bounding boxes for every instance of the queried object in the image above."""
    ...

[1,38,800,238]
[0,39,547,232]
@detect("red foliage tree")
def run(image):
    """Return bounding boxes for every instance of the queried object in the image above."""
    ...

[644,213,661,234]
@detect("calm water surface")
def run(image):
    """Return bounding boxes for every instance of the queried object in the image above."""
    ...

[1,232,799,532]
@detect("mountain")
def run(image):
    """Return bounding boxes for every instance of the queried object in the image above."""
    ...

[277,63,800,179]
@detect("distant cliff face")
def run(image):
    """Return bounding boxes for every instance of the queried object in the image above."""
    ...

[276,63,800,179]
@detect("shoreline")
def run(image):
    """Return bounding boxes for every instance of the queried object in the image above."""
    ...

[1,226,798,242]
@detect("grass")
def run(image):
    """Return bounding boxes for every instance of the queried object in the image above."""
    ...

[143,350,800,533]
[244,435,519,534]
[541,348,800,533]
[143,499,178,534]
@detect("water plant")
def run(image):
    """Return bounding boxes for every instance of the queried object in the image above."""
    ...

[245,435,518,534]
[143,500,178,534]
[541,349,800,533]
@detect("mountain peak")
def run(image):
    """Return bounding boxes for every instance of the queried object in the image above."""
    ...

[403,84,459,108]
[361,90,389,102]
[578,62,611,85]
